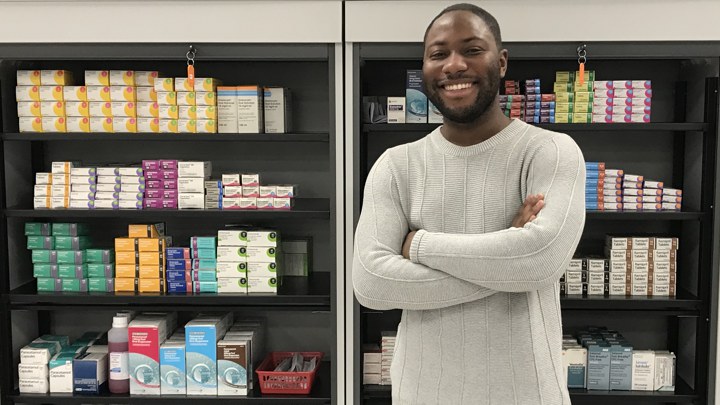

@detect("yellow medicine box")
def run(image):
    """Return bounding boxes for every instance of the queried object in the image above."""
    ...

[39,86,64,102]
[16,86,40,102]
[115,118,138,133]
[110,86,136,102]
[17,102,42,117]
[196,119,217,133]
[194,78,221,92]
[42,117,66,133]
[89,117,114,133]
[116,264,139,278]
[65,101,90,117]
[178,119,196,133]
[111,102,137,117]
[139,252,163,266]
[154,78,174,92]
[19,117,43,132]
[138,278,165,292]
[157,92,177,106]
[110,70,135,86]
[40,101,65,117]
[114,277,137,292]
[159,105,179,120]
[137,102,159,118]
[17,70,41,86]
[41,70,73,86]
[134,71,159,87]
[64,86,88,102]
[175,78,194,92]
[86,86,111,102]
[177,92,196,106]
[137,238,166,252]
[116,251,139,265]
[138,265,164,279]
[85,70,110,86]
[196,106,217,120]
[159,119,178,133]
[66,117,91,132]
[195,92,216,106]
[89,102,113,118]
[136,118,159,133]
[128,224,164,238]
[115,237,138,252]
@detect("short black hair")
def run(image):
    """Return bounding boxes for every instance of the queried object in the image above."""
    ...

[423,3,502,49]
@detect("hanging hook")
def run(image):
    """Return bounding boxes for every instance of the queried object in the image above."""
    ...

[577,44,587,64]
[186,45,197,66]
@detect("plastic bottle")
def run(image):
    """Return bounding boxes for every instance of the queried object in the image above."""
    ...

[108,315,130,393]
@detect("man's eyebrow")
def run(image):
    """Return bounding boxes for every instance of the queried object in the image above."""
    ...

[427,36,487,47]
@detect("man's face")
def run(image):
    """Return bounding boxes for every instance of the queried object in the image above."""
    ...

[422,11,508,124]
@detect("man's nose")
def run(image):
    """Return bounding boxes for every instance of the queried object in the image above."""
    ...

[442,51,468,75]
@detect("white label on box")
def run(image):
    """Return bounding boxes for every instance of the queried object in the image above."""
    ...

[237,86,263,133]
[257,197,273,209]
[387,97,406,124]
[223,186,243,198]
[216,262,247,277]
[178,178,204,193]
[587,283,605,296]
[631,351,655,391]
[241,174,260,187]
[178,161,211,178]
[243,186,259,198]
[222,174,240,186]
[217,277,248,293]
[632,283,648,296]
[178,193,204,209]
[246,277,277,294]
[610,283,626,296]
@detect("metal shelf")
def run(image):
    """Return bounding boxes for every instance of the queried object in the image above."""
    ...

[362,377,697,402]
[9,362,331,404]
[9,274,330,310]
[4,199,330,220]
[585,210,704,220]
[2,132,329,142]
[362,123,709,133]
[560,289,701,314]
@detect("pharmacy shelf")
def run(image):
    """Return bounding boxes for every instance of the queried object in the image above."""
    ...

[362,123,709,133]
[585,210,704,220]
[9,362,331,404]
[4,199,330,219]
[362,377,697,403]
[1,132,330,143]
[9,273,330,310]
[560,289,701,314]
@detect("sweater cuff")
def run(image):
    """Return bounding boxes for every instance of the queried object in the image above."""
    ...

[409,229,427,264]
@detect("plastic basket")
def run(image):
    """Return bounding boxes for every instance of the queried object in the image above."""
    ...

[256,351,324,395]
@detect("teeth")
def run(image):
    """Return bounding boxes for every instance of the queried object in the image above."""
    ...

[446,83,473,91]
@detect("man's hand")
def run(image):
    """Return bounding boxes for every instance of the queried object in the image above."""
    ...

[511,194,544,228]
[402,230,417,259]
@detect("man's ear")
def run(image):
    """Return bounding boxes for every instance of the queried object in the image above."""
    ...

[499,49,509,79]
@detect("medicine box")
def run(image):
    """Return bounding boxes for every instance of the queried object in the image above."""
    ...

[73,352,108,395]
[405,70,427,123]
[160,341,186,395]
[263,87,292,133]
[129,317,168,395]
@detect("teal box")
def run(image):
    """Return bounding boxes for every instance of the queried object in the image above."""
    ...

[55,236,91,250]
[37,277,62,291]
[88,278,114,292]
[87,263,115,278]
[192,248,216,260]
[57,250,86,264]
[32,250,56,264]
[86,249,114,264]
[34,264,59,278]
[185,319,221,394]
[51,223,89,236]
[27,236,55,250]
[192,281,218,293]
[25,222,51,236]
[192,259,217,271]
[191,236,216,250]
[609,342,633,391]
[587,342,611,390]
[58,264,88,279]
[160,341,186,395]
[76,332,103,345]
[192,270,218,282]
[61,278,88,292]
[36,334,70,347]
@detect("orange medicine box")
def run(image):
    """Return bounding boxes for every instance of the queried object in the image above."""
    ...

[116,251,139,265]
[128,224,164,238]
[137,238,167,252]
[139,265,164,279]
[138,278,165,293]
[139,251,163,266]
[115,237,138,252]
[114,277,137,292]
[116,264,139,278]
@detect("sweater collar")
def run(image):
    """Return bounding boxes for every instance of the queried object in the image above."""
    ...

[429,118,527,157]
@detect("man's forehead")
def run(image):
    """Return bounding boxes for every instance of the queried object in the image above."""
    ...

[425,11,493,46]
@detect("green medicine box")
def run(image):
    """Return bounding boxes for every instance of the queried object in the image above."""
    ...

[54,236,91,250]
[37,278,62,291]
[88,278,114,292]
[190,236,216,249]
[61,278,88,292]
[34,264,59,278]
[51,223,89,236]
[27,236,55,250]
[191,248,216,260]
[85,249,114,264]
[87,263,115,278]
[25,222,51,236]
[57,264,88,279]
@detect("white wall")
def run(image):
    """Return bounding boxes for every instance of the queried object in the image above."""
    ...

[346,0,720,42]
[0,1,342,43]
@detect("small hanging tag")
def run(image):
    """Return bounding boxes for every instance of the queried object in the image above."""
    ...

[187,65,195,88]
[186,45,196,88]
[577,44,587,86]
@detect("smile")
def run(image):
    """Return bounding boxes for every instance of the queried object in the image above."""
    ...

[442,82,475,91]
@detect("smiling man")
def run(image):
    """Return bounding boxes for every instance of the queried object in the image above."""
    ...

[352,3,587,404]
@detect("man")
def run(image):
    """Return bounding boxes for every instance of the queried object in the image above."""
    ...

[353,3,585,404]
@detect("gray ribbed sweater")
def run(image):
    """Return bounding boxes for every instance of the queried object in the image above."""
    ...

[353,119,586,404]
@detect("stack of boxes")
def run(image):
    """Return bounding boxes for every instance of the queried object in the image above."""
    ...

[577,328,634,391]
[34,161,74,209]
[501,80,523,121]
[218,85,264,133]
[95,166,120,210]
[143,159,179,209]
[166,246,192,294]
[191,236,219,293]
[129,312,175,395]
[135,71,160,133]
[246,230,280,294]
[29,223,90,292]
[362,344,382,385]
[155,77,179,133]
[220,172,296,211]
[184,313,232,395]
[593,80,652,123]
[18,335,67,393]
[86,248,115,292]
[559,257,607,296]
[217,230,250,294]
[603,168,625,211]
[380,331,396,386]
[554,70,595,123]
[523,79,555,124]
[159,330,187,395]
[662,187,683,211]
[175,77,219,133]
[586,162,605,211]
[85,70,132,133]
[118,166,145,209]
[205,179,223,210]
[562,336,587,389]
[17,70,73,133]
[179,161,212,209]
[115,224,169,293]
[606,235,678,297]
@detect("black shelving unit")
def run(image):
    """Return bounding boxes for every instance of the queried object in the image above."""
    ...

[351,42,720,405]
[0,43,340,404]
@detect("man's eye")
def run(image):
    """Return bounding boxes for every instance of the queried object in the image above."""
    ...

[430,52,446,59]
[466,48,483,55]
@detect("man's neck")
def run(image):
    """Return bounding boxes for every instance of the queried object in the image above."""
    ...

[440,105,512,147]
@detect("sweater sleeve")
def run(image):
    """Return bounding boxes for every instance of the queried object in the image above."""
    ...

[409,134,586,292]
[352,152,497,310]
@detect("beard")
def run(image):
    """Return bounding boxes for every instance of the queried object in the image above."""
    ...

[424,63,501,124]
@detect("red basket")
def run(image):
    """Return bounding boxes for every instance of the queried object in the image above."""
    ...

[255,351,324,395]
